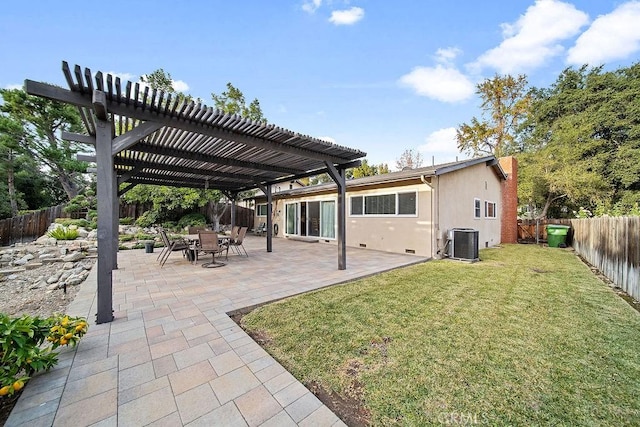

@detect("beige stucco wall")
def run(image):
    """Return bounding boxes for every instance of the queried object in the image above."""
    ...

[256,184,434,257]
[252,161,503,259]
[436,162,502,253]
[346,183,433,257]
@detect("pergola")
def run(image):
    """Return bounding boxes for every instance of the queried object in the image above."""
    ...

[25,62,365,323]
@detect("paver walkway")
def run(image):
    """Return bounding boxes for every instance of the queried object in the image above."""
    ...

[7,236,426,426]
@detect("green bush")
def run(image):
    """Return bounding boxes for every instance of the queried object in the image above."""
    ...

[135,233,155,241]
[119,235,135,242]
[48,227,79,240]
[55,218,91,229]
[161,221,177,231]
[136,211,159,228]
[177,213,207,229]
[0,314,88,397]
[119,217,134,225]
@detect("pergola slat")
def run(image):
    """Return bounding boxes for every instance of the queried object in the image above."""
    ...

[25,62,365,323]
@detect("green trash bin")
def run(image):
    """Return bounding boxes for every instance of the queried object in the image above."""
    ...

[546,225,570,248]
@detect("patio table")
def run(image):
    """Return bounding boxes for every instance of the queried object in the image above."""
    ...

[185,234,231,266]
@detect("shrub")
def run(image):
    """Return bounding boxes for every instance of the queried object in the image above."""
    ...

[0,314,88,397]
[119,235,135,242]
[119,217,134,225]
[136,211,159,228]
[135,233,155,241]
[161,221,177,231]
[55,218,91,229]
[177,213,207,230]
[48,226,79,240]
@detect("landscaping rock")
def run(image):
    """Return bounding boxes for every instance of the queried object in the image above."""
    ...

[62,252,84,262]
[63,262,75,270]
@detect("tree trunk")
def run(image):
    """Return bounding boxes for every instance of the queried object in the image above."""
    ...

[537,193,566,219]
[209,200,230,231]
[57,169,80,201]
[7,149,18,216]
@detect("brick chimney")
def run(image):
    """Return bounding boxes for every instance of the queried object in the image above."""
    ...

[499,156,518,244]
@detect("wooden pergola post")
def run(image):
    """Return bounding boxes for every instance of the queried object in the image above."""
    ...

[325,162,346,270]
[94,100,115,324]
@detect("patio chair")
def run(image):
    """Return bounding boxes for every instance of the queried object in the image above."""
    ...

[229,226,249,257]
[158,228,190,267]
[196,230,229,268]
[255,222,267,236]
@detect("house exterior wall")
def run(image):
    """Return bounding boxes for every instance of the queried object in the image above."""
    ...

[345,183,433,256]
[252,159,504,259]
[436,162,502,252]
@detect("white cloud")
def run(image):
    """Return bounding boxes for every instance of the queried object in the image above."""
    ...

[399,65,475,103]
[106,71,136,81]
[567,1,640,65]
[435,47,462,65]
[472,0,589,74]
[171,80,190,92]
[329,7,364,25]
[302,0,322,14]
[417,127,465,163]
[4,84,22,90]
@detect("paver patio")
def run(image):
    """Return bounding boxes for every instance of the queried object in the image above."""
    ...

[6,236,427,426]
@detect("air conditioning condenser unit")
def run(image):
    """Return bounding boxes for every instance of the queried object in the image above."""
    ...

[447,228,479,262]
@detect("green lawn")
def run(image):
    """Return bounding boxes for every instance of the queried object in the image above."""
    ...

[241,244,640,426]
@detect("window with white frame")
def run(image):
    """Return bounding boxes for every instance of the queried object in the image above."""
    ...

[474,198,481,219]
[485,201,497,218]
[350,192,417,216]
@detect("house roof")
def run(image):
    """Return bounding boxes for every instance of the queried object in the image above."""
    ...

[25,62,366,193]
[253,155,506,200]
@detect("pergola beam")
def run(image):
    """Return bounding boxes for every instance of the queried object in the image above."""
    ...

[114,158,258,183]
[132,143,303,175]
[112,121,163,155]
[25,80,350,164]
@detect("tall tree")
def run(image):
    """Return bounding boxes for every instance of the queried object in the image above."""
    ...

[519,64,640,217]
[211,83,266,123]
[396,149,423,170]
[140,68,174,93]
[351,159,390,178]
[0,115,24,216]
[0,88,86,201]
[456,74,532,157]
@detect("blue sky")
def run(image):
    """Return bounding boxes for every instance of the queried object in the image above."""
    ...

[2,0,639,169]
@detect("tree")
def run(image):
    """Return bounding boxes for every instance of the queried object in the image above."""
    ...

[0,115,25,216]
[395,149,423,170]
[140,68,174,93]
[351,159,390,178]
[519,64,640,217]
[211,83,266,123]
[456,74,532,157]
[0,88,86,201]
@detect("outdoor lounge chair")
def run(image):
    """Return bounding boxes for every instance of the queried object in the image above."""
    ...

[196,230,229,268]
[158,228,190,267]
[229,226,248,257]
[255,222,267,236]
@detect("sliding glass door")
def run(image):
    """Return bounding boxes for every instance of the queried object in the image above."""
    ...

[285,200,336,239]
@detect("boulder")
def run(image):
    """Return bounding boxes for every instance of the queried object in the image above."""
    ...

[63,252,85,262]
[63,262,75,270]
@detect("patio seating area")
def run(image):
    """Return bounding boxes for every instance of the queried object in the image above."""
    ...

[6,236,427,427]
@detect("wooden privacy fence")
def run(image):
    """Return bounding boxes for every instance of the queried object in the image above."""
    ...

[518,219,573,243]
[570,217,640,302]
[0,204,67,246]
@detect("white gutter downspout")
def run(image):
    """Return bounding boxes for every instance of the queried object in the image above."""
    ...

[421,175,437,259]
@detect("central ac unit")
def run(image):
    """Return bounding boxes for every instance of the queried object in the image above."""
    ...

[447,228,479,262]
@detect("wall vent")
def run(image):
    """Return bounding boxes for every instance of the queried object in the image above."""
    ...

[359,243,367,248]
[405,249,415,254]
